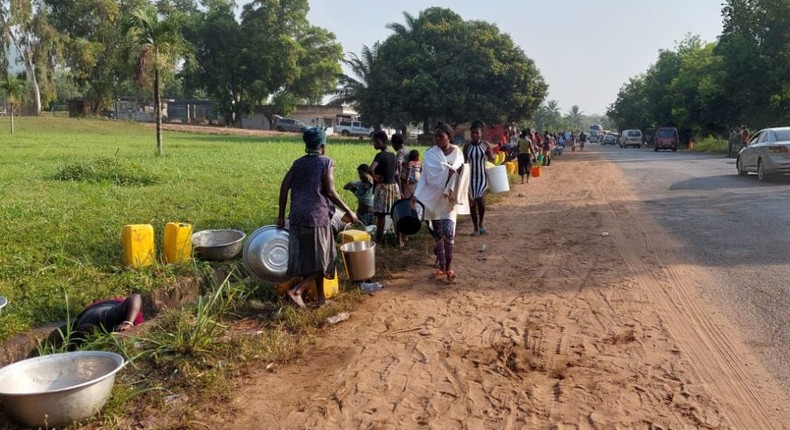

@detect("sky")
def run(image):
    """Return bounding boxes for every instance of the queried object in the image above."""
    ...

[237,0,726,116]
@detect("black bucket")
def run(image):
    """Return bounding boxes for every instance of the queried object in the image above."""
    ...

[390,199,424,236]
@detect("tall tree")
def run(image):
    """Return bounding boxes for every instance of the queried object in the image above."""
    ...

[330,43,380,107]
[122,5,191,156]
[567,105,583,130]
[0,74,26,133]
[362,7,547,130]
[0,0,59,115]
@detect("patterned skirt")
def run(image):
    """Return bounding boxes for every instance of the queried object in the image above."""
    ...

[373,183,400,215]
[286,224,336,278]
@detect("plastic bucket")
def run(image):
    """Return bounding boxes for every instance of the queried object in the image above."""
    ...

[486,165,510,193]
[505,161,517,175]
[390,199,424,236]
[340,240,376,281]
[531,166,541,177]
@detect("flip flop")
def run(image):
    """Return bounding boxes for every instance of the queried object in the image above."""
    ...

[479,227,488,235]
[470,230,480,237]
[446,270,457,284]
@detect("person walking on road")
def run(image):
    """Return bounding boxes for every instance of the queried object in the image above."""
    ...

[463,120,495,236]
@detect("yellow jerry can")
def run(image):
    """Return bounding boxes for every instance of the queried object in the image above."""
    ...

[163,222,193,264]
[122,224,156,269]
[505,161,517,175]
[338,229,371,245]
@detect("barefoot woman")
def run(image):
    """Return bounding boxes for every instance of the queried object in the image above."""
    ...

[276,128,357,307]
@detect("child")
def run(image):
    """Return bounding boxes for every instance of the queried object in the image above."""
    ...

[401,149,422,199]
[343,164,375,226]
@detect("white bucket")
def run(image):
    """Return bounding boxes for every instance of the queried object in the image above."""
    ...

[487,165,510,193]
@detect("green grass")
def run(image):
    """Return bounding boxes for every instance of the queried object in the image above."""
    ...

[0,117,384,342]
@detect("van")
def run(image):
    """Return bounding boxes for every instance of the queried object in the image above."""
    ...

[654,127,679,151]
[619,129,643,148]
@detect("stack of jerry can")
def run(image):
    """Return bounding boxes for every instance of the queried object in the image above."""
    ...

[122,222,192,268]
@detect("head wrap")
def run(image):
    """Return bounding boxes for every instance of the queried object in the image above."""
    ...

[303,127,326,152]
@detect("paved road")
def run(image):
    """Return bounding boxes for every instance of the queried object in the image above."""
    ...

[593,144,790,393]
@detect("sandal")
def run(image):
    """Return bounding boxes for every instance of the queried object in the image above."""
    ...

[470,230,480,237]
[446,270,457,284]
[479,227,488,235]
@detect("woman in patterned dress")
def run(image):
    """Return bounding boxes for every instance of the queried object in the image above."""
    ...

[276,128,358,308]
[462,120,495,236]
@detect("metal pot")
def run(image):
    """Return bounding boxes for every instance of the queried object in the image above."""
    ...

[0,351,125,428]
[0,296,6,317]
[243,225,290,284]
[340,240,376,281]
[191,229,246,261]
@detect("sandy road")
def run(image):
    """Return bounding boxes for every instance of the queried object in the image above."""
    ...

[218,148,788,429]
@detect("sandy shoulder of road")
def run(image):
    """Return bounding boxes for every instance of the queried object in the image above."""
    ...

[208,148,788,429]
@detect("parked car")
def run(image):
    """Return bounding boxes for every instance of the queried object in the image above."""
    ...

[654,127,679,151]
[736,127,790,181]
[273,116,308,133]
[602,133,618,145]
[335,120,374,138]
[619,129,643,148]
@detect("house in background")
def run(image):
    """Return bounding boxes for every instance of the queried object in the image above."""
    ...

[240,104,359,133]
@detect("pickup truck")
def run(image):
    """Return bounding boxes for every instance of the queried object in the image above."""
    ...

[335,121,373,138]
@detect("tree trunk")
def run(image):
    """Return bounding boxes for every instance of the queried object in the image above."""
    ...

[10,106,14,134]
[155,68,163,156]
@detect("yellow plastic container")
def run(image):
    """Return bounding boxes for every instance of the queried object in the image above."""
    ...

[163,222,193,264]
[505,161,517,175]
[338,229,371,245]
[121,224,155,268]
[275,270,339,300]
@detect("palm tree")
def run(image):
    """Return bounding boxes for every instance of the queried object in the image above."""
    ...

[330,43,380,107]
[567,105,583,130]
[122,6,191,156]
[0,76,27,134]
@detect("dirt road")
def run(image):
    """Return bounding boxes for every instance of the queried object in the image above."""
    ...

[221,149,789,429]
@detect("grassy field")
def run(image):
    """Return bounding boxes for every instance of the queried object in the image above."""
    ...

[0,117,382,341]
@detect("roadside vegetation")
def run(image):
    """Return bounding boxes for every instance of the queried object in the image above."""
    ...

[607,0,790,141]
[0,117,439,428]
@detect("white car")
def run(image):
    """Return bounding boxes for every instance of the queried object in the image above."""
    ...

[619,129,643,148]
[736,127,790,181]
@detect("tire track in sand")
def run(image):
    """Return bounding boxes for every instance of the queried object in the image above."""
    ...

[592,158,780,429]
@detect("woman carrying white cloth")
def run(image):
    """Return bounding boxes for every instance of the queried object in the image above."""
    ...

[413,123,465,284]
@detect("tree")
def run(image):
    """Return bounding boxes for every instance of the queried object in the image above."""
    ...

[330,42,379,107]
[181,0,342,126]
[122,5,191,156]
[567,105,583,130]
[0,75,26,133]
[361,7,547,130]
[0,0,60,115]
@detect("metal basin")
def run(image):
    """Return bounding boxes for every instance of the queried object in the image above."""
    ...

[0,351,125,428]
[243,225,290,284]
[192,229,246,261]
[0,296,6,316]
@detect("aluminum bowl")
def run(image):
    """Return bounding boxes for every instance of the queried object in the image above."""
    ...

[243,225,290,284]
[0,351,125,428]
[192,229,246,261]
[0,296,6,316]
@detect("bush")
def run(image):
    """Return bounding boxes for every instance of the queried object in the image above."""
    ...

[54,157,161,186]
[691,136,729,154]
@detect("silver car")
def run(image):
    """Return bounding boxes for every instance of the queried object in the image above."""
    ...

[737,127,790,181]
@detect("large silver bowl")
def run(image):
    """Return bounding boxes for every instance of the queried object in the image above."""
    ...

[192,229,246,261]
[0,351,125,428]
[243,225,290,284]
[0,296,6,316]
